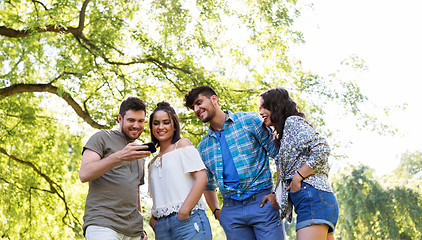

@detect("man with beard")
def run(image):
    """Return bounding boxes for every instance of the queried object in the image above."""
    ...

[184,86,285,240]
[79,97,151,240]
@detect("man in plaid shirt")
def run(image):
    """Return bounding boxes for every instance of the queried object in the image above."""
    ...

[184,85,285,240]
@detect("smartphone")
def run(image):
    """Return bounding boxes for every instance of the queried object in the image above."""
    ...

[139,142,157,153]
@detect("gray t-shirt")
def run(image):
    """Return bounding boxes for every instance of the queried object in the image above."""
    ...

[82,130,145,237]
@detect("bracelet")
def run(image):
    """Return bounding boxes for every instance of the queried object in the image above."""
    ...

[212,208,220,217]
[297,170,305,180]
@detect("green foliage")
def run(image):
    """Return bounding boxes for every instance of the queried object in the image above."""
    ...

[332,163,422,240]
[0,0,392,238]
[390,151,422,180]
[0,95,85,239]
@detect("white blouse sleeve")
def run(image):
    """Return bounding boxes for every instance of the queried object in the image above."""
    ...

[179,145,206,173]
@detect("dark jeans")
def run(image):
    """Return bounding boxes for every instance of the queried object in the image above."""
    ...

[220,188,286,240]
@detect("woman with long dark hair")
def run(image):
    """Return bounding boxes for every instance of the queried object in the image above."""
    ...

[148,101,212,240]
[258,88,339,240]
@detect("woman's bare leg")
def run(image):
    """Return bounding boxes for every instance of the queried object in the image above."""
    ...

[297,224,329,240]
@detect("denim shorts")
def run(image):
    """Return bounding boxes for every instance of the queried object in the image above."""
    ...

[153,209,212,240]
[289,182,339,234]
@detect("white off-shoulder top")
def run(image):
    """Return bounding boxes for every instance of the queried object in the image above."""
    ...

[148,145,208,218]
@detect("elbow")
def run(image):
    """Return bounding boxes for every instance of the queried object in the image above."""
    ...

[200,178,210,192]
[198,171,209,185]
[79,176,88,183]
[79,171,89,183]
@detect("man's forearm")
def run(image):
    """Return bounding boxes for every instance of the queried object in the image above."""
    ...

[79,150,122,183]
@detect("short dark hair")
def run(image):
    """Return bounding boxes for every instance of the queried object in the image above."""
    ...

[184,85,217,110]
[149,101,181,147]
[119,97,146,117]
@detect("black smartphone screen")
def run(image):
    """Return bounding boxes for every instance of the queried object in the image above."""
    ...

[140,142,157,153]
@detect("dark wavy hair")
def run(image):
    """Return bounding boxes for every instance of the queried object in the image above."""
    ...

[259,88,305,143]
[184,85,217,110]
[149,101,181,147]
[119,96,146,117]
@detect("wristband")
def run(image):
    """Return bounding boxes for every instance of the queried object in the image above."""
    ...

[212,208,220,218]
[297,170,305,180]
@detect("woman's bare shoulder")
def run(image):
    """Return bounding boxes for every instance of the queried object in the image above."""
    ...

[177,138,193,148]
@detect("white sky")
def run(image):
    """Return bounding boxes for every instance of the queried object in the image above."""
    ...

[291,0,422,176]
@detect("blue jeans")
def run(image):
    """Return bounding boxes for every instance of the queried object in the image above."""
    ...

[220,188,285,240]
[289,182,339,234]
[153,209,212,240]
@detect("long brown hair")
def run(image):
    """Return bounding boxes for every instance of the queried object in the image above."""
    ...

[259,88,304,145]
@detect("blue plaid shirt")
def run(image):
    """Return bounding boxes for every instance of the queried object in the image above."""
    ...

[198,111,279,198]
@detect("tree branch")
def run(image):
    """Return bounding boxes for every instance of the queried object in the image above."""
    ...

[0,0,90,38]
[78,0,91,30]
[102,56,193,74]
[76,32,194,75]
[0,25,80,38]
[31,0,49,11]
[185,130,204,136]
[0,147,83,238]
[153,62,185,93]
[1,0,193,78]
[0,83,105,129]
[230,88,260,94]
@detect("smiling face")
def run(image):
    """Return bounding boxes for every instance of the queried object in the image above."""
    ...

[118,109,146,141]
[258,97,273,127]
[193,94,218,123]
[151,110,175,144]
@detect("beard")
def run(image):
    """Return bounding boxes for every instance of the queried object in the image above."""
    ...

[122,129,139,141]
[121,124,142,141]
[201,114,212,123]
[198,104,217,123]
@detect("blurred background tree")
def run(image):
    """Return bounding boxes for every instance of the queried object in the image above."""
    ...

[331,151,422,240]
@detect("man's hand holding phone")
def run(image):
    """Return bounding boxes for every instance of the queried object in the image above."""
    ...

[139,142,157,153]
[118,142,155,161]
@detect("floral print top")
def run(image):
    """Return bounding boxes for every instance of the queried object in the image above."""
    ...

[275,116,333,193]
